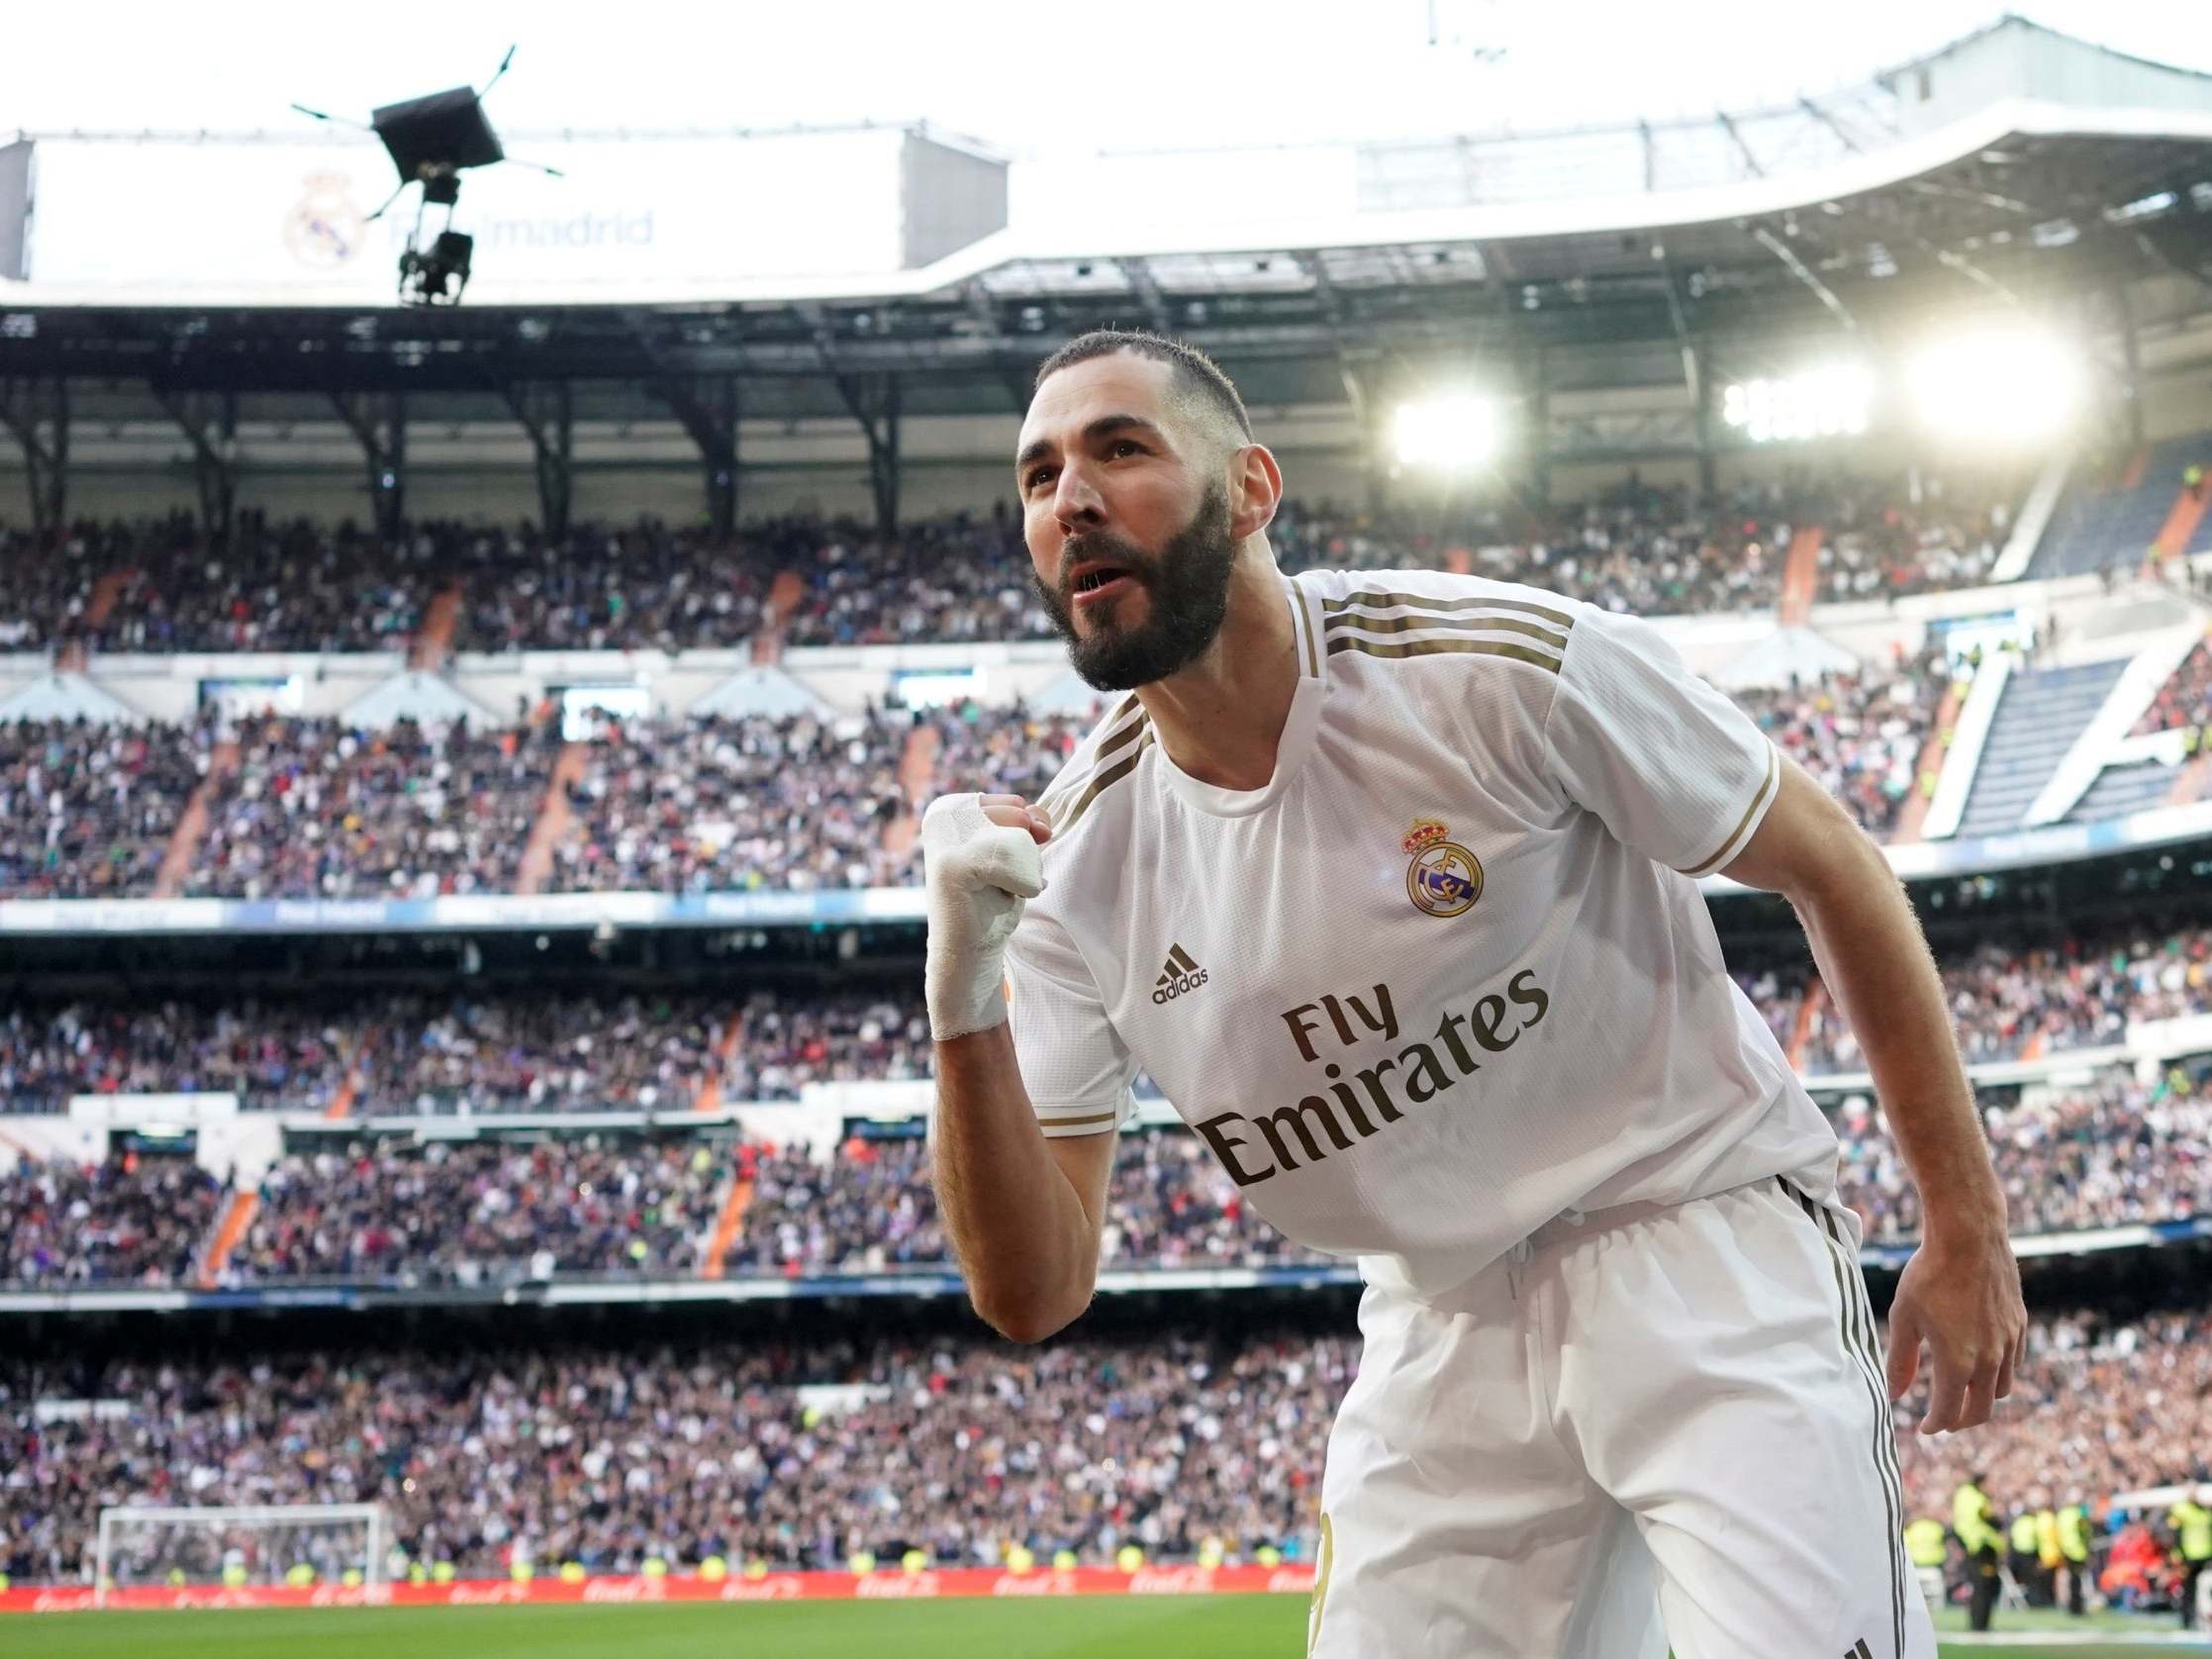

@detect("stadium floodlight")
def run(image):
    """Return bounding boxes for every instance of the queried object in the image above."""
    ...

[1719,365,1872,445]
[1391,394,1500,470]
[1904,320,2087,445]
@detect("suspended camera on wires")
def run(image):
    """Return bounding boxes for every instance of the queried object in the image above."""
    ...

[292,47,563,307]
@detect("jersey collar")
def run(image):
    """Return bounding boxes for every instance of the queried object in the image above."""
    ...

[1155,575,1327,821]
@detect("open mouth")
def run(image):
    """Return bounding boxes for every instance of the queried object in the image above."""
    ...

[1070,564,1135,606]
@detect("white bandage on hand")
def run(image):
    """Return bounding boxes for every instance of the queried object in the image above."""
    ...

[921,792,1045,1040]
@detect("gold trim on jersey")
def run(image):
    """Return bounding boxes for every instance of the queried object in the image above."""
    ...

[1040,1108,1122,1130]
[1325,634,1565,674]
[1681,741,1780,876]
[1288,577,1321,678]
[1321,590,1576,632]
[1038,696,1143,824]
[1323,610,1569,651]
[1307,1512,1335,1657]
[1052,727,1156,837]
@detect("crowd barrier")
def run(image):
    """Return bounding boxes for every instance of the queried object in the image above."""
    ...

[0,1562,1316,1613]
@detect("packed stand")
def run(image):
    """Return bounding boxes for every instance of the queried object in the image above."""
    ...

[0,1326,1345,1584]
[719,991,933,1103]
[1834,1068,2212,1242]
[189,716,553,899]
[549,711,910,894]
[0,998,354,1115]
[350,992,724,1116]
[16,476,2028,665]
[8,1309,2211,1586]
[0,1153,225,1287]
[1731,647,1950,840]
[0,523,128,651]
[1897,1307,2212,1531]
[453,520,767,653]
[2132,637,2212,737]
[1797,926,2212,1074]
[722,1136,945,1275]
[1271,474,2010,620]
[96,514,428,654]
[926,699,1096,801]
[225,1135,724,1286]
[1808,475,2013,602]
[0,717,206,900]
[777,511,1056,647]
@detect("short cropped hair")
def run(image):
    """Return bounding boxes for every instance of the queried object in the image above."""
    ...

[1032,329,1253,442]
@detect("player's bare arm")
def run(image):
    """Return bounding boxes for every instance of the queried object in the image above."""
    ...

[1720,753,2029,1434]
[925,794,1115,1342]
[934,1018,1116,1341]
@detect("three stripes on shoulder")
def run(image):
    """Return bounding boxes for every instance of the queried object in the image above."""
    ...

[1037,589,1577,837]
[1321,589,1574,675]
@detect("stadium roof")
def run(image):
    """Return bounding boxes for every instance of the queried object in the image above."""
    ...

[1,20,2209,437]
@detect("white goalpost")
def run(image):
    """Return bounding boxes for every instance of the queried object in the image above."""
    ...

[93,1503,389,1608]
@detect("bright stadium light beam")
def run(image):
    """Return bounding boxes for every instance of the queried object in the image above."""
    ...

[1905,321,2088,445]
[1392,394,1499,470]
[1719,365,1872,445]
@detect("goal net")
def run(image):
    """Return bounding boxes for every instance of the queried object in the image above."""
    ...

[94,1504,389,1605]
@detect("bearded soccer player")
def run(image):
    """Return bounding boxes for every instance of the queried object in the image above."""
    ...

[921,330,2026,1658]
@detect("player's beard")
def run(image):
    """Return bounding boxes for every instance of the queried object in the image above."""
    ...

[1031,482,1237,692]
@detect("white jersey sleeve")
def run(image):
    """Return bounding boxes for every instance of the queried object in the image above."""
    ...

[1543,605,1781,878]
[1004,904,1139,1138]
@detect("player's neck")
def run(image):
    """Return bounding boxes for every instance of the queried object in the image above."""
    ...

[1134,554,1299,793]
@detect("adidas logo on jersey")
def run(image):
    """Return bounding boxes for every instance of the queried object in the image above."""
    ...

[1153,943,1208,1004]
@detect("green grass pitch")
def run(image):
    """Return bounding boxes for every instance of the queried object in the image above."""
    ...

[7,1597,2208,1657]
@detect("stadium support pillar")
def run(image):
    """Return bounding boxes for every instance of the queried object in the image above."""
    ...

[331,391,407,543]
[833,371,902,543]
[0,375,68,540]
[151,388,239,546]
[1336,359,1390,517]
[1688,344,1718,497]
[505,381,575,539]
[1530,349,1553,508]
[656,375,739,543]
[2113,283,2146,451]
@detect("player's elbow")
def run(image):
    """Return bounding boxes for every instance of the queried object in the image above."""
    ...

[971,1283,1087,1344]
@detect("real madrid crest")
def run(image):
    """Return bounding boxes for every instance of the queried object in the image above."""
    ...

[1403,817,1482,919]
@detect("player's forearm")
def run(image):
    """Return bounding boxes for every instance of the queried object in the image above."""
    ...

[932,1023,1100,1341]
[1789,842,2007,1242]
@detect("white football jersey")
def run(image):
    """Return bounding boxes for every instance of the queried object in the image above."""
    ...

[1004,566,1840,1300]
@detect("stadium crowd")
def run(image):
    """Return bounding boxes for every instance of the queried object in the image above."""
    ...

[228,1135,723,1286]
[191,716,554,900]
[0,475,2020,661]
[0,1325,1341,1584]
[1,1307,2203,1585]
[1836,1070,2212,1240]
[2134,637,2212,737]
[1793,927,2212,1073]
[0,717,207,899]
[1732,647,1949,840]
[548,710,913,894]
[1895,1307,2212,1534]
[0,1153,225,1287]
[0,649,1972,902]
[0,998,355,1114]
[6,1044,2207,1290]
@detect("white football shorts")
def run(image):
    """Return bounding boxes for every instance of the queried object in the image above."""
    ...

[1307,1176,1935,1659]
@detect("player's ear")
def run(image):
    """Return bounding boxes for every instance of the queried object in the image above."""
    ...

[1227,441,1283,543]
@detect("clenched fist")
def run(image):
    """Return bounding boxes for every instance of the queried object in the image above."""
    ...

[920,793,1053,1040]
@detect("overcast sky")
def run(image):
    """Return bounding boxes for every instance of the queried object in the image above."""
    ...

[4,0,2206,158]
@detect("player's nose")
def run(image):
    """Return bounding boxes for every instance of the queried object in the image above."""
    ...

[1051,463,1106,534]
